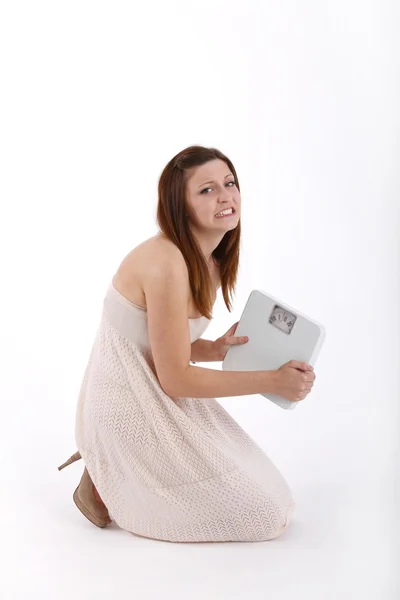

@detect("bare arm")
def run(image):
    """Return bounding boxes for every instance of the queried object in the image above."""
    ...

[190,338,218,362]
[171,364,277,399]
[142,244,277,400]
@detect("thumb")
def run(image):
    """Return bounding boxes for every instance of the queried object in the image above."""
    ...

[229,335,249,345]
[288,360,313,371]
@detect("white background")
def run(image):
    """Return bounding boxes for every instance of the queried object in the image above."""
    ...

[1,1,399,599]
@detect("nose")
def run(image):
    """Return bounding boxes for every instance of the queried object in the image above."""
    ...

[218,187,233,203]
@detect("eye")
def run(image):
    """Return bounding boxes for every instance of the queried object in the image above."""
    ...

[200,180,236,194]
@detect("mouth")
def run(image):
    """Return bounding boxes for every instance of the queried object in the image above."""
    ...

[214,207,237,218]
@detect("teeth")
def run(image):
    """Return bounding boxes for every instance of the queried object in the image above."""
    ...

[215,208,233,217]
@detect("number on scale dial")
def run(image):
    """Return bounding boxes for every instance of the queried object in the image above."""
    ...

[269,304,297,335]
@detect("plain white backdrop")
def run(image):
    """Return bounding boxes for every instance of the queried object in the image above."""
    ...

[1,1,399,599]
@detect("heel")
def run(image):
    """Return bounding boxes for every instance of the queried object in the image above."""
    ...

[58,451,82,471]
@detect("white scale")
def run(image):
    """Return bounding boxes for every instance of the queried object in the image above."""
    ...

[222,290,326,410]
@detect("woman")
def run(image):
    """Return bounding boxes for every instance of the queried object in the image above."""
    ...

[58,145,315,542]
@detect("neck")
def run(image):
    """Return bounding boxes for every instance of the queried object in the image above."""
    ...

[189,229,224,263]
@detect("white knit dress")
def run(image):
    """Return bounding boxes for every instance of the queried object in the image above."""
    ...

[74,281,295,542]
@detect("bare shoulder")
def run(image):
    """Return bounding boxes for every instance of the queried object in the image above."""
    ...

[112,234,188,309]
[142,235,189,280]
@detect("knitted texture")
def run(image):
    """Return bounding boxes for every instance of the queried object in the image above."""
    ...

[75,281,295,542]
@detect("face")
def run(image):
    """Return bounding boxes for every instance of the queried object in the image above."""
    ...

[185,159,241,233]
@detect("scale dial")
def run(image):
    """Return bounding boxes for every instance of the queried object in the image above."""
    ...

[269,304,297,334]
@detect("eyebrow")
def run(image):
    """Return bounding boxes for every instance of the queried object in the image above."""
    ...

[197,174,233,188]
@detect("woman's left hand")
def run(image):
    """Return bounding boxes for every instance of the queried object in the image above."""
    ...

[213,322,249,361]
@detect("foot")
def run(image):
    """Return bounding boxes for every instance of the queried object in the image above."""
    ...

[92,485,112,524]
[74,468,112,527]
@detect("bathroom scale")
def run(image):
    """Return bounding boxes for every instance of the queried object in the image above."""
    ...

[222,289,326,410]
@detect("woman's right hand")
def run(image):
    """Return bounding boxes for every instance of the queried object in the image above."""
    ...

[272,360,316,402]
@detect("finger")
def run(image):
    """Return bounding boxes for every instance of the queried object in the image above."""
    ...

[303,372,315,382]
[231,322,240,334]
[232,336,249,344]
[291,360,313,371]
[225,322,239,336]
[224,337,246,346]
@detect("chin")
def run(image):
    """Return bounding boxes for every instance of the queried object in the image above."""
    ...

[215,217,239,229]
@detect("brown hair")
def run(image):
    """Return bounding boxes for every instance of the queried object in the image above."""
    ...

[156,145,241,320]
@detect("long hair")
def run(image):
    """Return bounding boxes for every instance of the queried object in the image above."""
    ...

[156,145,241,320]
